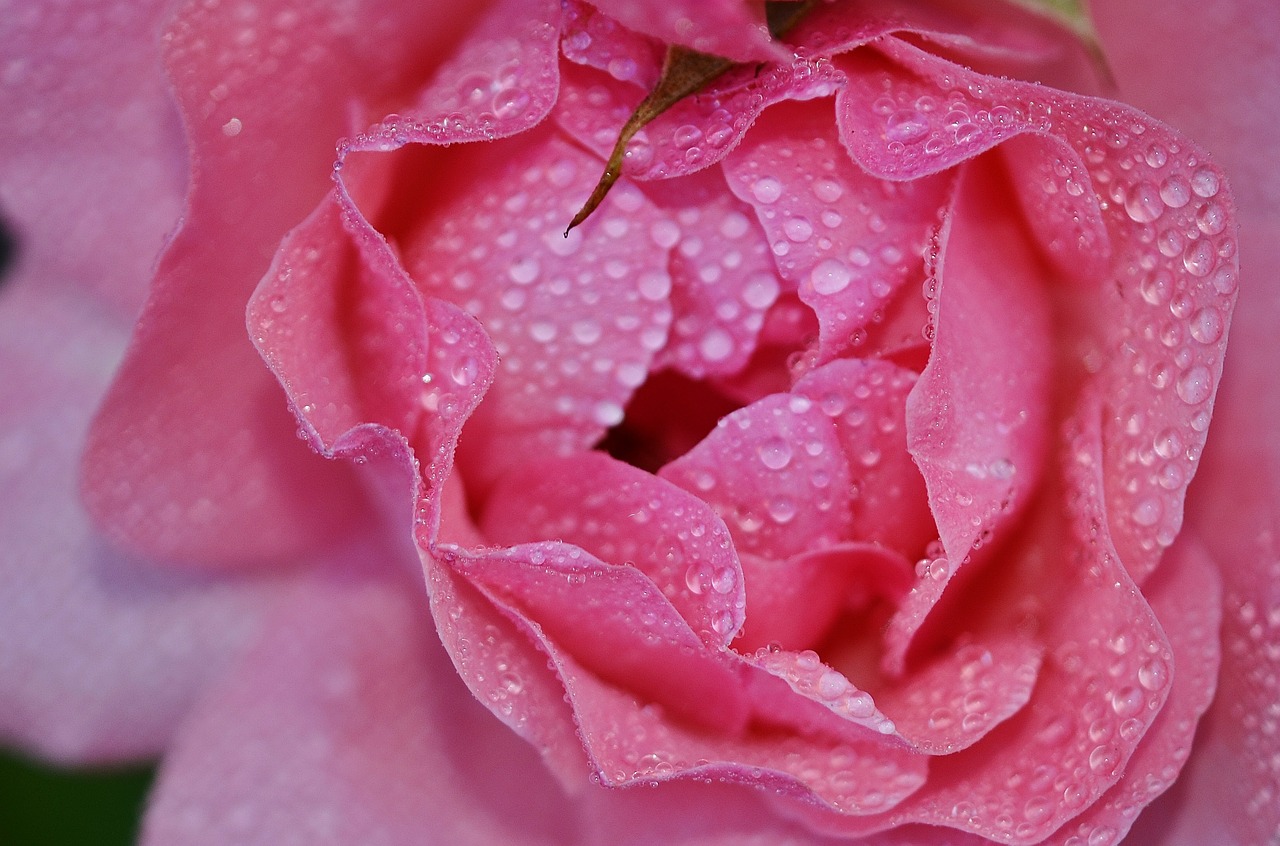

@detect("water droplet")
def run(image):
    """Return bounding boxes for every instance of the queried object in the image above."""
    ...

[813,178,843,202]
[1195,201,1227,236]
[1183,240,1216,277]
[757,437,794,470]
[1089,744,1120,775]
[1176,365,1212,404]
[451,356,479,386]
[509,257,540,284]
[492,87,530,119]
[1189,307,1224,343]
[751,177,783,204]
[1190,167,1220,198]
[684,565,704,594]
[673,124,703,148]
[810,258,852,295]
[1138,657,1168,691]
[767,497,797,524]
[1159,175,1191,208]
[1124,181,1164,223]
[784,216,814,242]
[885,109,929,144]
[593,400,624,426]
[1111,686,1144,717]
[1132,497,1162,526]
[817,670,847,699]
[699,329,733,362]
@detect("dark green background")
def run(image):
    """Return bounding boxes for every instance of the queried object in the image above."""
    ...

[0,749,153,845]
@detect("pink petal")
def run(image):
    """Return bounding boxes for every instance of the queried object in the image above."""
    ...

[468,578,929,816]
[425,557,591,789]
[0,284,280,763]
[395,126,674,492]
[480,452,746,650]
[140,573,578,846]
[660,393,854,562]
[443,541,750,734]
[722,98,951,365]
[781,391,1179,842]
[645,169,784,379]
[581,0,786,64]
[560,0,663,89]
[1095,0,1280,840]
[1044,535,1221,846]
[732,544,912,654]
[886,157,1053,675]
[793,359,936,555]
[839,37,1237,585]
[343,0,561,150]
[554,52,847,184]
[81,0,483,565]
[871,635,1043,756]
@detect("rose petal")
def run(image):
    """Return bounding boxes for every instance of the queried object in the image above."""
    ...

[793,358,936,555]
[441,541,749,733]
[555,52,846,184]
[581,0,785,64]
[660,393,853,562]
[560,0,663,89]
[723,98,951,365]
[425,558,591,790]
[1044,534,1221,846]
[81,0,479,565]
[885,156,1053,675]
[344,0,561,151]
[780,390,1178,842]
[840,36,1237,585]
[733,544,913,654]
[644,169,783,379]
[481,452,746,650]
[395,126,674,491]
[140,573,578,846]
[1095,0,1280,840]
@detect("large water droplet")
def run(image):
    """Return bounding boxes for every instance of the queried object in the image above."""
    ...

[1124,181,1164,223]
[1175,365,1212,404]
[810,258,852,295]
[757,437,794,470]
[751,177,783,204]
[885,109,929,144]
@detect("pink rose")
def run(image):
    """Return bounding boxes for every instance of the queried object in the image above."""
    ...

[0,1,1274,844]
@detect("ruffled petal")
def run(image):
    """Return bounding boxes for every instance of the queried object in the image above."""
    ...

[480,452,747,650]
[1096,0,1280,841]
[660,393,854,562]
[581,0,785,64]
[838,36,1237,585]
[723,98,950,365]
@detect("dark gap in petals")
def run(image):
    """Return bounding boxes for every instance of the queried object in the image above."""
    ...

[595,369,743,473]
[0,211,16,289]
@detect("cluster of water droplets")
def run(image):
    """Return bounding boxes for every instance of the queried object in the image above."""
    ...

[1058,113,1236,569]
[724,102,945,365]
[399,135,680,466]
[338,11,558,154]
[654,196,783,378]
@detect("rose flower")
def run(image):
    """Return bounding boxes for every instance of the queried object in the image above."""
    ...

[0,0,1274,844]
